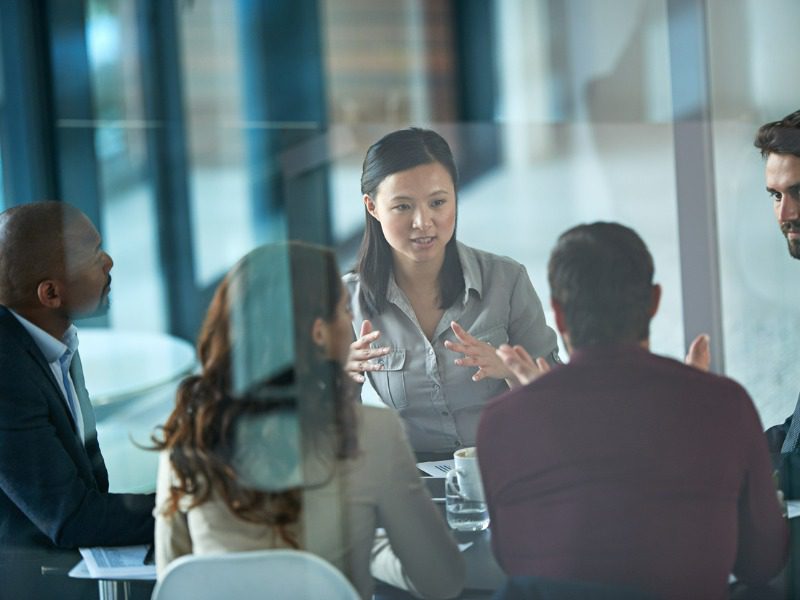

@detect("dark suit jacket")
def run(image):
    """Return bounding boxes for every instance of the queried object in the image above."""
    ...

[478,344,788,600]
[765,400,800,500]
[0,306,154,588]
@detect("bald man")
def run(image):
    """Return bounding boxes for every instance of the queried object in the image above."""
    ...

[0,202,154,599]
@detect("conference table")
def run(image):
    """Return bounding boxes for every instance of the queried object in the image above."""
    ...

[373,531,503,600]
[54,488,800,600]
[377,475,502,599]
[421,475,505,595]
[79,329,196,493]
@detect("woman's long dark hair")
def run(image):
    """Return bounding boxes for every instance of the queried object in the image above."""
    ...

[355,127,464,316]
[153,242,357,548]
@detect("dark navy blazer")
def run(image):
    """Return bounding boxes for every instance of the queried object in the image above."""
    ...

[766,398,800,499]
[0,306,154,557]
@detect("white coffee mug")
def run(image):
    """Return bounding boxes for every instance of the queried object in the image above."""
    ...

[452,446,485,502]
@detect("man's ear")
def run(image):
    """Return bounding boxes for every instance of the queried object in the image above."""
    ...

[364,194,379,221]
[551,298,571,351]
[648,284,662,319]
[36,280,62,309]
[551,298,567,335]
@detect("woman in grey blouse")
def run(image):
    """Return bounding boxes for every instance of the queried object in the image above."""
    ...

[344,128,559,455]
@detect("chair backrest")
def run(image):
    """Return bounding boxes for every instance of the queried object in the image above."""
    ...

[151,549,360,600]
[493,575,657,600]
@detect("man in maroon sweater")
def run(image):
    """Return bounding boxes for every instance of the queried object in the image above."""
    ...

[477,222,787,600]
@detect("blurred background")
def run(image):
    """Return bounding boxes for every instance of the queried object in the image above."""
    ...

[1,0,798,490]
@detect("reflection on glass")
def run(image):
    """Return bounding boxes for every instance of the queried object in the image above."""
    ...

[326,0,683,361]
[220,243,341,491]
[0,15,4,212]
[322,0,459,246]
[0,150,5,211]
[707,0,800,427]
[487,0,683,358]
[177,0,256,287]
[86,0,166,332]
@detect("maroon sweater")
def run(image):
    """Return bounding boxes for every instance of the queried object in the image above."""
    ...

[477,344,787,600]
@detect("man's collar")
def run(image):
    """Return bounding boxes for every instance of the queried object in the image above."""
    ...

[568,342,650,364]
[8,309,77,363]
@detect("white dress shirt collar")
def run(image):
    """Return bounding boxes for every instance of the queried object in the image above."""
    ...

[8,309,78,361]
[8,309,84,442]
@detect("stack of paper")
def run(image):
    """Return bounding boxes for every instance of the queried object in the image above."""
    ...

[416,459,454,477]
[72,545,156,580]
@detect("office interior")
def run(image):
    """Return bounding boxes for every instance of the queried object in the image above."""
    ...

[0,0,798,493]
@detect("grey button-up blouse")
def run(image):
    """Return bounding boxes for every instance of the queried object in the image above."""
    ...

[344,242,558,453]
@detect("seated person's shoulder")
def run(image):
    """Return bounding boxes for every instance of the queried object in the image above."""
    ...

[355,405,409,454]
[461,243,523,274]
[358,403,404,432]
[655,359,762,428]
[0,332,23,363]
[653,352,751,397]
[0,356,50,413]
[688,365,751,401]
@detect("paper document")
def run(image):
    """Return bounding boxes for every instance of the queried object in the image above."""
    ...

[788,500,800,520]
[417,459,454,477]
[68,559,92,579]
[77,545,156,580]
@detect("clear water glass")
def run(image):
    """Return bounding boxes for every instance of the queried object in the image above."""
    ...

[445,469,490,531]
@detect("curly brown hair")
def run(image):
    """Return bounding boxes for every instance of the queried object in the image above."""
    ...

[153,242,358,548]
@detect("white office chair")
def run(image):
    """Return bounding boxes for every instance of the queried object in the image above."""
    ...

[151,549,360,600]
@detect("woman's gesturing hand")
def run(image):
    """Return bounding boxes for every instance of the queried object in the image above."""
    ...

[444,321,517,384]
[345,319,391,383]
[495,344,551,388]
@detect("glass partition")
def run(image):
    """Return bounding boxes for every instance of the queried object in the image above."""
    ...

[177,0,257,288]
[0,11,6,210]
[69,0,800,489]
[323,0,684,363]
[86,0,167,332]
[321,0,459,249]
[492,0,682,359]
[85,0,181,491]
[707,0,800,427]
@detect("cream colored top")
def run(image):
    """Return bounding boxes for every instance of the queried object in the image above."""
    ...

[154,405,465,599]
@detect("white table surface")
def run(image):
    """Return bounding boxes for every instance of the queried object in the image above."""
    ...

[78,329,195,405]
[77,329,197,493]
